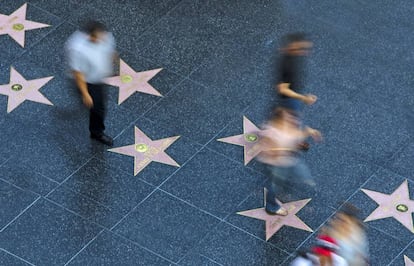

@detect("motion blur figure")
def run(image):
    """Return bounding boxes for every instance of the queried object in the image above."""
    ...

[257,108,322,216]
[66,20,116,146]
[290,234,348,266]
[328,204,370,266]
[276,32,316,113]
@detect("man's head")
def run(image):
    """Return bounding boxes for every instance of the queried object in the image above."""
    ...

[281,32,313,56]
[84,20,107,43]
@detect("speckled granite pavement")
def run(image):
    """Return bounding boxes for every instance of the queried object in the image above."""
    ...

[1,1,413,265]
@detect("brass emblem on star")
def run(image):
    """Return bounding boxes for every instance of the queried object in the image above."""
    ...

[12,23,24,31]
[121,75,133,84]
[244,133,258,143]
[11,84,22,91]
[396,204,408,213]
[135,143,148,153]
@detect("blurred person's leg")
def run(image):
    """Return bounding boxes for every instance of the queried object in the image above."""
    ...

[265,166,289,215]
[88,83,107,138]
[290,159,315,187]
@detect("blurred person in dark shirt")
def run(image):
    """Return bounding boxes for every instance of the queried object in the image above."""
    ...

[276,32,316,113]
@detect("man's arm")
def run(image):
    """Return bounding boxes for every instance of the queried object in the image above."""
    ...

[73,70,93,108]
[277,83,317,105]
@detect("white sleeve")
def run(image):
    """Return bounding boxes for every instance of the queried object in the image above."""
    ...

[68,49,86,73]
[290,257,313,266]
[332,254,349,266]
[107,32,116,51]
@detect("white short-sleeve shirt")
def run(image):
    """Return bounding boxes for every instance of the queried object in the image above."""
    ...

[66,31,115,84]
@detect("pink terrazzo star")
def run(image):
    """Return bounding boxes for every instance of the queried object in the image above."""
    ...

[108,126,180,176]
[217,116,263,165]
[238,191,313,241]
[0,67,53,113]
[362,179,414,233]
[0,3,50,47]
[405,256,414,266]
[104,59,162,105]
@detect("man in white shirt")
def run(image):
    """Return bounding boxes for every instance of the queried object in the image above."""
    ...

[66,21,116,146]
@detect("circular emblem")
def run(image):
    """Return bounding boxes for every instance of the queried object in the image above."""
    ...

[11,84,23,91]
[121,75,133,83]
[396,204,408,212]
[244,133,258,143]
[12,23,24,31]
[135,143,148,153]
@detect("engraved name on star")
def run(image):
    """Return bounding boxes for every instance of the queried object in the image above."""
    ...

[362,179,414,233]
[0,67,53,113]
[0,3,50,47]
[405,255,414,266]
[237,191,313,241]
[108,126,180,176]
[217,116,263,165]
[104,59,162,105]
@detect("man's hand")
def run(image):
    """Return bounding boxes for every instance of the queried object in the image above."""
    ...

[303,94,317,105]
[82,93,93,108]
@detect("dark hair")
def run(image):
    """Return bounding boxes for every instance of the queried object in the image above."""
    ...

[83,20,107,35]
[282,32,308,47]
[338,202,360,219]
[271,107,299,120]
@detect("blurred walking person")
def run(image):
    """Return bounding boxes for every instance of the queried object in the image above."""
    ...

[290,234,348,266]
[328,204,370,265]
[276,32,316,114]
[257,108,322,215]
[66,20,116,146]
[274,33,317,151]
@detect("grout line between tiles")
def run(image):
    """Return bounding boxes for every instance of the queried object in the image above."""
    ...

[0,197,40,233]
[0,248,36,266]
[63,229,105,266]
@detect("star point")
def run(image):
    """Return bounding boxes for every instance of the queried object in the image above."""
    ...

[217,116,263,165]
[0,3,50,47]
[104,59,163,105]
[0,67,53,113]
[405,255,414,266]
[362,179,414,233]
[108,126,180,176]
[238,192,313,241]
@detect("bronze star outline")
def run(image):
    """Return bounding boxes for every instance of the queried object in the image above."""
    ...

[217,116,263,165]
[237,189,313,241]
[0,67,53,113]
[0,3,50,47]
[108,126,180,176]
[362,179,414,233]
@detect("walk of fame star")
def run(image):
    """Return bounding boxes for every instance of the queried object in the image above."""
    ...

[405,256,414,266]
[237,190,313,241]
[0,67,53,113]
[104,59,162,105]
[217,116,264,165]
[108,126,180,176]
[362,179,414,233]
[0,3,50,47]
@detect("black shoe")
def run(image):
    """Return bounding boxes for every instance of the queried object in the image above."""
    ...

[90,133,113,146]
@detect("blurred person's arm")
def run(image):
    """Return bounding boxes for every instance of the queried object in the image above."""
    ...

[67,46,93,108]
[73,71,93,108]
[303,126,322,142]
[277,83,317,105]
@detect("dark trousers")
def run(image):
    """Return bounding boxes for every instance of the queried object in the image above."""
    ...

[87,83,106,136]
